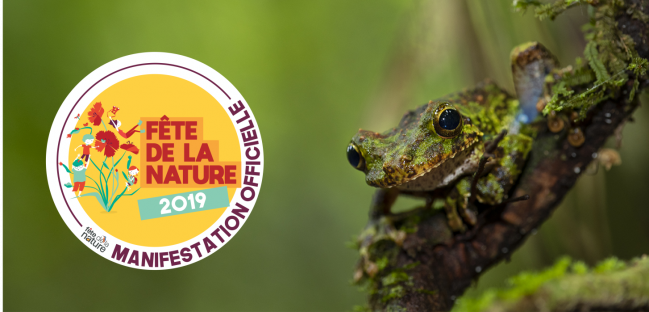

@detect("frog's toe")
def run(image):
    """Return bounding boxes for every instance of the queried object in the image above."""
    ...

[377,216,407,246]
[364,260,379,278]
[459,205,478,226]
[353,267,364,283]
[353,258,365,283]
[444,201,466,232]
[353,255,379,281]
[446,215,466,233]
[388,229,407,246]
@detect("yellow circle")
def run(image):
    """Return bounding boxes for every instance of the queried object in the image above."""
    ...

[67,74,240,247]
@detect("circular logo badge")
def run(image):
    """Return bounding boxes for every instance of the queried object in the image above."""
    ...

[46,53,263,269]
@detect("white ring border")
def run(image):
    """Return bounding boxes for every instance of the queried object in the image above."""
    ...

[45,52,263,270]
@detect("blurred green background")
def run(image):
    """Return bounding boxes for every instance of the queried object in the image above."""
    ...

[4,1,649,311]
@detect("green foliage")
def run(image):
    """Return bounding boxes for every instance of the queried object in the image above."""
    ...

[628,56,649,101]
[513,0,593,19]
[560,63,595,87]
[453,256,649,312]
[534,0,589,21]
[529,0,649,119]
[570,261,589,274]
[382,272,411,287]
[352,304,372,312]
[376,268,416,302]
[628,2,649,23]
[504,257,572,296]
[382,286,406,302]
[6,0,649,311]
[452,256,573,311]
[376,257,390,271]
[357,254,420,305]
[593,256,627,273]
[513,0,543,14]
[585,41,611,83]
[399,215,420,234]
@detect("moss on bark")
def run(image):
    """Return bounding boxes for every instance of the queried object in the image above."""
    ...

[454,256,649,312]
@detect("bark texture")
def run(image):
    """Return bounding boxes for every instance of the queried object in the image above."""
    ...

[358,1,649,311]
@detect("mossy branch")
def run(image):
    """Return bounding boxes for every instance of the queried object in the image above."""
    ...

[355,0,649,310]
[454,256,649,312]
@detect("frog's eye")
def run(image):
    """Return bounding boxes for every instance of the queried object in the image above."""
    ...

[347,143,365,171]
[431,102,463,139]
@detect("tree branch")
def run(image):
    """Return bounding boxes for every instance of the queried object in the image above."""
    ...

[454,256,649,311]
[356,1,649,310]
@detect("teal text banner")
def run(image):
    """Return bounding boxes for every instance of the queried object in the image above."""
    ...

[138,186,230,220]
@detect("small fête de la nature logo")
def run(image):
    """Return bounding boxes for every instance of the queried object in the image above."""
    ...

[46,53,263,269]
[81,227,109,252]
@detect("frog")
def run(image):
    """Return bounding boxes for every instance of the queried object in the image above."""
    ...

[347,42,558,237]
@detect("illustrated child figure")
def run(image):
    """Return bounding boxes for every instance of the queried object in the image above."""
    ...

[60,154,90,197]
[124,166,139,190]
[109,116,145,139]
[74,134,96,162]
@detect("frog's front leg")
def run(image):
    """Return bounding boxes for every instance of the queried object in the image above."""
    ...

[368,187,399,222]
[468,129,508,206]
[456,182,478,226]
[442,188,470,232]
[432,131,510,233]
[354,188,405,280]
[364,187,409,245]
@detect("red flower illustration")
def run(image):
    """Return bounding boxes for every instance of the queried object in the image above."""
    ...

[94,130,120,157]
[88,102,104,126]
[120,142,140,154]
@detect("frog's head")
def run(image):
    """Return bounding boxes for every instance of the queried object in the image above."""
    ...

[347,101,481,188]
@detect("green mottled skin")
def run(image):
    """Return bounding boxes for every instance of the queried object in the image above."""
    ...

[353,43,550,298]
[351,80,531,198]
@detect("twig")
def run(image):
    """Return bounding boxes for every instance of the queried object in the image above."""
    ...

[362,1,649,310]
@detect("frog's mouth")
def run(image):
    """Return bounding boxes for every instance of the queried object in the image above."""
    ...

[365,133,481,190]
[394,147,480,192]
